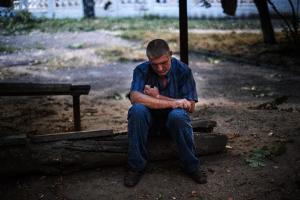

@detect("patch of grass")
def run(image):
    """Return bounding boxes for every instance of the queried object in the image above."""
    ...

[189,32,262,55]
[246,141,287,168]
[1,16,263,35]
[246,149,268,168]
[121,30,299,68]
[95,46,145,62]
[119,31,179,52]
[45,56,83,69]
[0,43,18,53]
[67,43,88,49]
[189,18,261,30]
[33,42,45,50]
[190,32,300,67]
[0,10,36,35]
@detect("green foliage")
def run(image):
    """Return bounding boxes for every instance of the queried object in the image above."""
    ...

[13,10,35,24]
[33,42,45,50]
[0,10,36,35]
[246,149,268,168]
[142,15,162,20]
[67,43,87,49]
[246,141,286,168]
[0,43,18,53]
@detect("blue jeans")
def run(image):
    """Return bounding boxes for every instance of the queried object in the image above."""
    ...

[127,103,200,173]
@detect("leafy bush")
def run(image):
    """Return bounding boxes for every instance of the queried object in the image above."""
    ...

[0,10,36,34]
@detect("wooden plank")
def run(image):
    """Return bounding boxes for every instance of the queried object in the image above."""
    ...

[29,129,114,143]
[71,85,91,95]
[192,120,217,133]
[0,83,71,95]
[0,83,90,96]
[0,134,27,146]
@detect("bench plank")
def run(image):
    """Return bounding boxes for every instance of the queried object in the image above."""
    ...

[0,83,90,96]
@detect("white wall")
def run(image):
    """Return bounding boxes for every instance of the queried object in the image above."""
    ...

[8,0,299,19]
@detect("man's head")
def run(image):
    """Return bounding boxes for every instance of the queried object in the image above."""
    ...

[146,39,172,76]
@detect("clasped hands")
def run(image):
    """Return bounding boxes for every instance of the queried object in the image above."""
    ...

[144,85,192,111]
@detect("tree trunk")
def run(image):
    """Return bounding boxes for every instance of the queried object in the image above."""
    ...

[0,0,13,7]
[0,121,227,176]
[253,0,277,44]
[83,0,95,18]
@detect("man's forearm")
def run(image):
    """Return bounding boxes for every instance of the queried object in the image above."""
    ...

[130,91,196,112]
[155,94,195,113]
[156,94,176,101]
[130,91,175,109]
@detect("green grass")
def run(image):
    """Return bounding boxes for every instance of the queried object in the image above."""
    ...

[0,43,18,53]
[119,30,300,68]
[246,141,286,168]
[67,43,88,49]
[0,13,263,35]
[95,46,145,62]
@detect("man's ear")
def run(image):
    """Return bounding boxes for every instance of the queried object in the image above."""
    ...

[169,51,173,56]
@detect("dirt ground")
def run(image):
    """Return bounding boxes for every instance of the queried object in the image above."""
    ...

[0,31,300,200]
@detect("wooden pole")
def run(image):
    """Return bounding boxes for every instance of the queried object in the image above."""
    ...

[179,0,189,65]
[73,95,81,131]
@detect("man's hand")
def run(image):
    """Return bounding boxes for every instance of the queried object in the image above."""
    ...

[173,99,192,111]
[144,85,160,98]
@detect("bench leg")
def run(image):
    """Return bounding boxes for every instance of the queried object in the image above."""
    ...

[73,95,81,131]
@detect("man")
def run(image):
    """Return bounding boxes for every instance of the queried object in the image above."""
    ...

[124,39,207,187]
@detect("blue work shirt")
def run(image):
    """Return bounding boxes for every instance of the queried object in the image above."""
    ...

[130,57,198,102]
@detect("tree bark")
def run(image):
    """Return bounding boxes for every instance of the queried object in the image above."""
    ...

[253,0,277,44]
[0,0,13,7]
[83,0,95,18]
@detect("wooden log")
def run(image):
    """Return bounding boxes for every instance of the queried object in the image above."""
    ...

[192,120,217,133]
[0,120,226,176]
[29,129,113,143]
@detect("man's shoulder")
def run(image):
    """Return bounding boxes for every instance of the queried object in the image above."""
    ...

[171,57,191,74]
[135,61,150,74]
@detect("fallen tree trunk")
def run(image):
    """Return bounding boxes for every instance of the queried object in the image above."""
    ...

[0,120,227,176]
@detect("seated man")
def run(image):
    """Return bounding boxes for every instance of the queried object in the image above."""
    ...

[124,39,207,187]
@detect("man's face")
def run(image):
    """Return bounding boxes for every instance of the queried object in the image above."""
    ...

[149,54,171,77]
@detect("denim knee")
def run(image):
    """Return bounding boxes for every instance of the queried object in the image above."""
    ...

[128,103,150,120]
[167,108,190,126]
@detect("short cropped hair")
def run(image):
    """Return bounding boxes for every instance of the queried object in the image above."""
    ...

[146,39,170,59]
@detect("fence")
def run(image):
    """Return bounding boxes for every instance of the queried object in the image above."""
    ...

[4,0,297,18]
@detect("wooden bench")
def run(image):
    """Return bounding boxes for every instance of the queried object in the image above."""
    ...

[0,82,90,131]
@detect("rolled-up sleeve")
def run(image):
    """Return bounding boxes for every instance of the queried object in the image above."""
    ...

[130,68,145,93]
[180,69,198,102]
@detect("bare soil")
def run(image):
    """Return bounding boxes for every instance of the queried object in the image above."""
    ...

[0,31,300,200]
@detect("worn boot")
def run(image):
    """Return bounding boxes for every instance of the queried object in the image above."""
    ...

[189,168,207,184]
[124,169,144,187]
